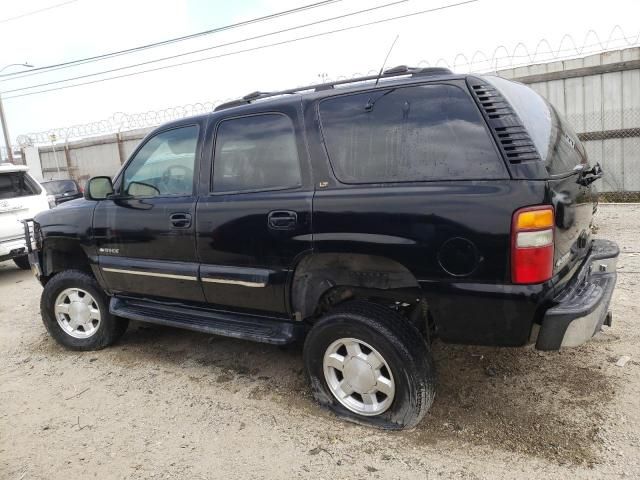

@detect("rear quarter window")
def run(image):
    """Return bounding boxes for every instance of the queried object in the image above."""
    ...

[318,84,507,184]
[0,172,40,199]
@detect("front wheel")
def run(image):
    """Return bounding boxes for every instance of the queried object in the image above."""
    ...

[40,270,128,351]
[303,300,436,430]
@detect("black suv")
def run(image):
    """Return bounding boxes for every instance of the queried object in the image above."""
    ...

[41,179,83,206]
[24,66,618,429]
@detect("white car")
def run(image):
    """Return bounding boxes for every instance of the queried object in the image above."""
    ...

[0,163,50,269]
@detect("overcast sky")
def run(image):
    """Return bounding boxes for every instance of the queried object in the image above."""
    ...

[1,0,639,144]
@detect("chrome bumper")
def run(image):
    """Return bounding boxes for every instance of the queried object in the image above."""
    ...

[536,239,619,351]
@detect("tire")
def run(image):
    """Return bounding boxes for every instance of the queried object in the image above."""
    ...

[13,255,30,270]
[40,270,128,351]
[303,300,436,430]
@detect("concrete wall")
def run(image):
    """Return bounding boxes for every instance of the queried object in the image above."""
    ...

[500,47,640,192]
[36,127,152,184]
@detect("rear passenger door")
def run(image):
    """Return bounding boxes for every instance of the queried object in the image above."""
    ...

[196,105,313,315]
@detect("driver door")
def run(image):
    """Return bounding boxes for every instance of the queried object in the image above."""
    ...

[94,122,205,302]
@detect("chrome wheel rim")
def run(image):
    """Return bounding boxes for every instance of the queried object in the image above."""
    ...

[54,288,101,339]
[323,338,395,416]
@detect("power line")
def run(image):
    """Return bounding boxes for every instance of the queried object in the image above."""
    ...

[4,0,479,100]
[0,0,80,24]
[0,0,342,81]
[3,0,408,94]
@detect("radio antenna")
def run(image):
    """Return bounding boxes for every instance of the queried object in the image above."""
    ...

[374,35,399,87]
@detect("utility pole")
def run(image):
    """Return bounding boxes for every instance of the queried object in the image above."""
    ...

[0,63,34,163]
[0,95,14,163]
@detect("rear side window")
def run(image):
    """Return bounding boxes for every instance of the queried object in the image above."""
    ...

[0,172,40,199]
[213,114,301,193]
[319,84,506,183]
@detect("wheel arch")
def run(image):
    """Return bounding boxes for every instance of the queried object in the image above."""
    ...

[40,237,94,283]
[290,252,421,320]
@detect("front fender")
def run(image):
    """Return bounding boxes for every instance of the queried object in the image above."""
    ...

[32,199,99,283]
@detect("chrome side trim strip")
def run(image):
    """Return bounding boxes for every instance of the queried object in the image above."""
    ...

[201,277,266,288]
[102,267,198,281]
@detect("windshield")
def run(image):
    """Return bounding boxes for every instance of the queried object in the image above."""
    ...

[42,180,78,195]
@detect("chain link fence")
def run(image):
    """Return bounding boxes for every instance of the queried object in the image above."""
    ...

[568,110,640,193]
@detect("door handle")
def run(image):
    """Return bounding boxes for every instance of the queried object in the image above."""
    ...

[169,212,192,228]
[268,210,297,230]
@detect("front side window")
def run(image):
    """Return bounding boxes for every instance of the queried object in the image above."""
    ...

[213,114,301,193]
[319,84,507,183]
[123,125,198,197]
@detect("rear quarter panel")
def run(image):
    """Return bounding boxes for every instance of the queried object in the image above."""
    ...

[312,181,549,345]
[302,82,553,346]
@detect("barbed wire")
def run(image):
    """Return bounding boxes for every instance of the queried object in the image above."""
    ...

[15,25,640,147]
[319,25,640,82]
[16,102,221,146]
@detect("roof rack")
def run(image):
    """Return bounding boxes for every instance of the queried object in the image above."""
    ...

[214,65,453,111]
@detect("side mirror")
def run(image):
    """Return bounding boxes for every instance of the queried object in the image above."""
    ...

[126,181,160,197]
[85,176,114,200]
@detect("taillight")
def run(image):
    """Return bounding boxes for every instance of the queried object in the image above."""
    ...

[511,206,554,284]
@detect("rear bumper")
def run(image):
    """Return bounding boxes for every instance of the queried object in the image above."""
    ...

[0,236,27,262]
[536,239,619,350]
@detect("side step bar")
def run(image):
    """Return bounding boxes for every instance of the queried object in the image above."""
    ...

[110,296,303,345]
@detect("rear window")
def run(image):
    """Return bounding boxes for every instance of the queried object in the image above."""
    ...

[42,180,78,195]
[485,76,588,175]
[0,172,40,199]
[318,84,507,184]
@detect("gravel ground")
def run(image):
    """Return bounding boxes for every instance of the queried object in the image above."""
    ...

[1,204,639,480]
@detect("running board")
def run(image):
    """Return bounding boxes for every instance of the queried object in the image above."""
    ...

[110,296,303,345]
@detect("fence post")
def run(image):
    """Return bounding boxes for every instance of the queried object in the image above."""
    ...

[116,132,126,164]
[63,143,72,180]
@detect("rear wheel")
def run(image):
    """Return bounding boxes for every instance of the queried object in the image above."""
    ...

[304,300,436,430]
[40,270,128,351]
[13,255,30,270]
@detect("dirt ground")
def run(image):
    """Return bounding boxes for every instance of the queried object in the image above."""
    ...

[1,204,639,480]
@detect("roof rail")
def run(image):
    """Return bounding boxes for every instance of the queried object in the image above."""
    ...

[214,65,453,111]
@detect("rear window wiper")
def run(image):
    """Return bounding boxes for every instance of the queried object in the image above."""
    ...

[576,163,603,186]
